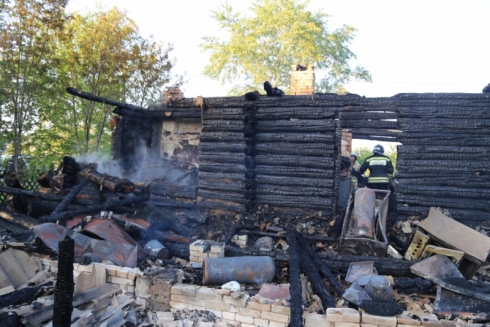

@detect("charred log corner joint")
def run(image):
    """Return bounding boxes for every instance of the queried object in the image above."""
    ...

[244,106,258,213]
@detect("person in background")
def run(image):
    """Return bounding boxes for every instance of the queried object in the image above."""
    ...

[359,144,394,190]
[350,153,361,171]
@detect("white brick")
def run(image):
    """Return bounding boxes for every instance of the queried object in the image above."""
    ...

[261,311,289,323]
[190,240,209,253]
[170,294,188,303]
[269,321,287,327]
[326,308,360,323]
[105,265,118,276]
[271,304,290,315]
[78,264,93,273]
[236,313,254,324]
[171,284,198,297]
[248,301,271,312]
[197,287,222,300]
[238,307,261,318]
[169,301,188,310]
[397,317,422,326]
[190,250,209,259]
[223,294,250,307]
[107,276,134,286]
[222,312,236,321]
[190,256,204,263]
[362,311,396,327]
[335,324,360,327]
[116,267,129,278]
[255,318,270,327]
[210,244,225,254]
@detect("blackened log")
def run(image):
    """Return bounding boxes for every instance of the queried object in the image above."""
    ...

[394,174,490,188]
[4,177,23,189]
[0,218,29,234]
[79,170,134,193]
[53,236,74,327]
[198,179,244,193]
[150,198,196,209]
[297,233,336,309]
[256,119,336,133]
[165,242,191,259]
[66,87,144,110]
[0,186,92,205]
[255,165,333,178]
[318,254,415,277]
[224,221,244,245]
[397,194,490,211]
[398,118,490,133]
[37,173,62,192]
[198,152,245,164]
[200,132,244,142]
[199,163,245,174]
[339,111,398,120]
[256,107,337,120]
[0,280,53,309]
[143,204,195,237]
[255,174,333,188]
[256,132,334,143]
[397,184,490,200]
[0,205,39,229]
[39,195,149,222]
[397,133,490,146]
[199,142,245,153]
[342,120,399,130]
[149,182,197,199]
[255,154,334,169]
[397,106,490,118]
[255,142,334,156]
[202,120,244,132]
[255,194,331,210]
[197,198,244,213]
[26,198,85,218]
[202,107,244,120]
[256,184,332,197]
[51,177,91,215]
[197,189,244,203]
[297,233,344,297]
[287,228,303,327]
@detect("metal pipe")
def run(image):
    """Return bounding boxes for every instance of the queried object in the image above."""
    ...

[203,256,275,285]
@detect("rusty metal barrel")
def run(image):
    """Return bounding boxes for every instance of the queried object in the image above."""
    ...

[348,188,376,238]
[203,256,276,285]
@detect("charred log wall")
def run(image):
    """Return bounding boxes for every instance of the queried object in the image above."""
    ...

[396,93,490,227]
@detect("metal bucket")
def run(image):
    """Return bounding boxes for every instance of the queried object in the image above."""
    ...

[203,256,276,285]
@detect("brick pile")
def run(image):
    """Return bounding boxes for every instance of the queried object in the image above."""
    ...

[231,234,248,248]
[289,64,315,95]
[190,240,226,264]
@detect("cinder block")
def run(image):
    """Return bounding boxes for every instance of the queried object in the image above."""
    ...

[247,301,271,312]
[254,318,270,327]
[238,307,261,318]
[170,294,187,303]
[326,308,360,323]
[171,284,198,297]
[197,287,222,300]
[397,317,421,326]
[236,313,254,324]
[271,304,290,315]
[261,311,289,323]
[223,294,250,307]
[222,311,236,321]
[362,311,396,327]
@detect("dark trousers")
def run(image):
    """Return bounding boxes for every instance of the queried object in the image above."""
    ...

[367,183,390,190]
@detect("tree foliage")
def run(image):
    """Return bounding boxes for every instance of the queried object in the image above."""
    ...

[0,0,68,175]
[201,0,371,95]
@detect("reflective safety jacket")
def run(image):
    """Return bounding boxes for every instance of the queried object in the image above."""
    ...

[359,154,394,184]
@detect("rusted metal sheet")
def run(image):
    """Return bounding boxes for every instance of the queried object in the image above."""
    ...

[410,255,490,303]
[348,188,376,238]
[345,261,375,283]
[433,286,490,321]
[82,219,137,246]
[340,189,389,256]
[33,223,137,268]
[203,256,275,285]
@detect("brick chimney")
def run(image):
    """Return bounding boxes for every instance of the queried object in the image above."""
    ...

[289,64,315,95]
[162,87,183,106]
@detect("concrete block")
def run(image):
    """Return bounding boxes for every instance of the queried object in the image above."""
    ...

[236,313,254,324]
[261,311,289,323]
[254,318,270,327]
[362,311,396,327]
[171,283,198,297]
[197,287,222,300]
[326,308,360,323]
[247,301,271,312]
[397,317,421,326]
[271,304,290,315]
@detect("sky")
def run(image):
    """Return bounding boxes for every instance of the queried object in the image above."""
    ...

[66,0,490,99]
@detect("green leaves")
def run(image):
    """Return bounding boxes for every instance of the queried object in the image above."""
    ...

[201,0,371,95]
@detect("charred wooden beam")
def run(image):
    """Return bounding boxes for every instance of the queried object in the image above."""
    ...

[0,205,39,230]
[224,221,244,245]
[37,173,62,192]
[287,228,303,327]
[0,186,92,205]
[40,195,149,222]
[142,204,195,238]
[4,177,23,189]
[79,170,134,193]
[0,280,53,309]
[51,177,91,215]
[53,236,74,327]
[66,87,144,110]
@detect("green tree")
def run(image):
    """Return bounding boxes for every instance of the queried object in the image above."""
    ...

[201,0,371,95]
[0,0,68,175]
[29,7,178,161]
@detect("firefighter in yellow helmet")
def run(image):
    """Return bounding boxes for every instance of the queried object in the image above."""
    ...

[359,144,394,190]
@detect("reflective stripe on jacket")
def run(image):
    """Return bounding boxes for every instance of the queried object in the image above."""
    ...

[359,154,394,184]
